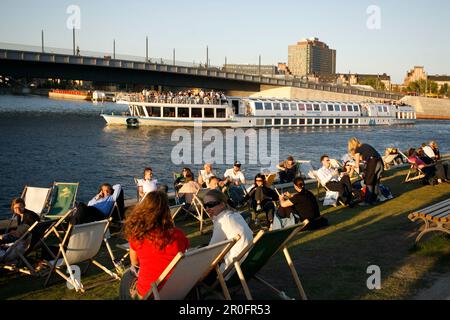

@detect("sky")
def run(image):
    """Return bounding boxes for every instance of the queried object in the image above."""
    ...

[0,0,449,83]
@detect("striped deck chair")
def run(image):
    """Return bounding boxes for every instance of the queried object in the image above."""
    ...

[146,237,239,300]
[211,221,310,300]
[44,219,120,293]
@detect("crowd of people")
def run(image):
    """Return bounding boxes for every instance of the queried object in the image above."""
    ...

[126,89,227,105]
[2,137,448,300]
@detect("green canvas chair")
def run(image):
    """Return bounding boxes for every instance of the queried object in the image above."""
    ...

[45,182,79,219]
[212,221,310,300]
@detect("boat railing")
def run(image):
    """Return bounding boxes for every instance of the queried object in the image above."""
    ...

[117,93,228,105]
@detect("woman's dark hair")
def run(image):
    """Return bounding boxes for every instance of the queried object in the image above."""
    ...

[124,191,175,250]
[407,148,416,157]
[184,172,194,183]
[254,173,266,184]
[99,183,113,195]
[10,198,25,213]
[293,177,305,189]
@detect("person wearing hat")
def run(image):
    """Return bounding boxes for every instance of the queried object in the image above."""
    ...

[276,155,298,184]
[223,161,246,207]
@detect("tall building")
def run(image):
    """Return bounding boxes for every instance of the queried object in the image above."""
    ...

[288,37,336,77]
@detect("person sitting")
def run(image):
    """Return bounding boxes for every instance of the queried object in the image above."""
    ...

[276,155,298,183]
[178,172,201,206]
[137,167,158,200]
[203,190,253,276]
[223,161,246,208]
[407,148,449,184]
[198,163,216,188]
[119,191,190,300]
[417,146,434,165]
[423,141,441,162]
[316,155,355,206]
[71,183,123,225]
[278,177,328,230]
[243,174,278,225]
[174,167,193,193]
[0,198,40,246]
[430,141,441,161]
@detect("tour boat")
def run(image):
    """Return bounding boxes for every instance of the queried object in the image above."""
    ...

[101,96,416,128]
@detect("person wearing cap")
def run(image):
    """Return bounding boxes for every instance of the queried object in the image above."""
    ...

[223,161,246,208]
[276,155,298,183]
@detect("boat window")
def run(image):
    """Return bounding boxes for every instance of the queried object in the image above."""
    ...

[136,106,145,117]
[329,118,334,124]
[336,118,341,124]
[192,108,202,118]
[204,108,214,118]
[342,118,347,124]
[307,119,313,125]
[347,105,353,112]
[283,119,290,125]
[273,103,281,111]
[335,105,341,112]
[306,104,313,111]
[328,104,334,112]
[146,106,161,117]
[298,103,306,111]
[256,119,265,126]
[313,104,320,111]
[291,119,298,125]
[163,107,175,117]
[314,119,320,125]
[282,103,289,111]
[299,118,305,125]
[255,102,263,110]
[274,119,281,125]
[378,106,383,113]
[342,105,347,112]
[348,119,353,124]
[178,107,189,118]
[354,105,359,112]
[321,118,327,124]
[264,102,272,110]
[265,119,272,126]
[290,103,298,111]
[383,106,388,113]
[216,108,226,118]
[355,119,359,124]
[321,104,327,111]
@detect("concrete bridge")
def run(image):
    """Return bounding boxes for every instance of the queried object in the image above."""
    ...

[0,48,403,100]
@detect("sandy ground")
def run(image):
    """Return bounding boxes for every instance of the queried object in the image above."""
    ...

[414,272,450,300]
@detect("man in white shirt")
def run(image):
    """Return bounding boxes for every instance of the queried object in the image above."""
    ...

[316,155,354,206]
[422,143,436,160]
[137,168,158,200]
[224,161,246,185]
[203,189,253,277]
[223,161,246,207]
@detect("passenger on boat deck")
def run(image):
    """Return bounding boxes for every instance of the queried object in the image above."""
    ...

[198,163,216,188]
[348,138,384,205]
[276,155,298,184]
[119,191,190,300]
[174,167,193,192]
[316,155,355,206]
[243,173,278,224]
[223,161,246,208]
[137,167,158,200]
[178,172,201,205]
[71,183,123,225]
[407,148,450,183]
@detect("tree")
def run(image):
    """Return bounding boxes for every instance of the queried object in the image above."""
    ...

[439,83,449,97]
[359,78,386,91]
[407,79,439,95]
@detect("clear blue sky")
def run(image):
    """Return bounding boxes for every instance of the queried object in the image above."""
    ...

[1,0,449,83]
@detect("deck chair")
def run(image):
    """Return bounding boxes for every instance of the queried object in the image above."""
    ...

[212,221,310,300]
[408,198,450,243]
[44,219,120,293]
[183,188,209,234]
[398,150,427,183]
[382,154,400,169]
[264,173,277,187]
[45,182,79,220]
[309,170,346,207]
[21,186,52,217]
[146,237,239,300]
[133,177,140,202]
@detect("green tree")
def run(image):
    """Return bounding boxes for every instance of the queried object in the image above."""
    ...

[439,83,449,97]
[407,79,439,95]
[359,78,386,91]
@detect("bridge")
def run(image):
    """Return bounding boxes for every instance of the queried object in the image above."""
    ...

[0,48,403,100]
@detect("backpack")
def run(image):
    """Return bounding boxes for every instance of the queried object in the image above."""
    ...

[379,184,394,199]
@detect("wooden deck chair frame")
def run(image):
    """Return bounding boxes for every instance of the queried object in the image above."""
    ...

[146,236,240,300]
[44,219,120,293]
[1,219,60,276]
[212,221,310,300]
[397,150,427,183]
[183,188,209,234]
[408,198,450,243]
[133,177,140,202]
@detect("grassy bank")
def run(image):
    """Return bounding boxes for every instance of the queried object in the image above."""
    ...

[1,164,449,300]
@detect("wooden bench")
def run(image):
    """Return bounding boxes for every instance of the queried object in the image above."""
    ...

[408,198,450,243]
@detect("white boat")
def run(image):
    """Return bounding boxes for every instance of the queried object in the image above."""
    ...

[101,96,416,128]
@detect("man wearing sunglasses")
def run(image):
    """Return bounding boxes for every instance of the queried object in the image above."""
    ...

[203,189,253,275]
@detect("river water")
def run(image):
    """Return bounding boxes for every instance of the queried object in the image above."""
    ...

[0,95,449,218]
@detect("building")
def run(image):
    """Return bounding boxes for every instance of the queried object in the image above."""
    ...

[428,75,450,90]
[288,37,336,77]
[404,66,427,86]
[337,73,391,90]
[222,64,278,76]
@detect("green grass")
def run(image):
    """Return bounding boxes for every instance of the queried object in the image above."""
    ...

[1,164,449,300]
